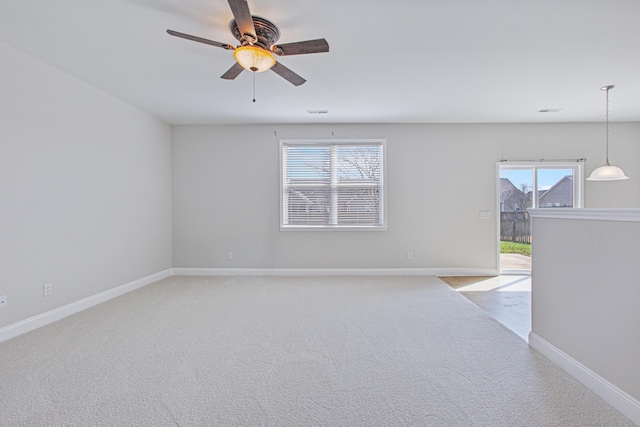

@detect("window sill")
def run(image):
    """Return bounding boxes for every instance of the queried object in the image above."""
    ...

[280,225,388,231]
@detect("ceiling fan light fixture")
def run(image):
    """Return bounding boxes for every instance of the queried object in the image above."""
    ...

[167,0,328,85]
[234,45,275,72]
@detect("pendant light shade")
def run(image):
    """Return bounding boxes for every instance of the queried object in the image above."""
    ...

[587,164,628,181]
[587,85,628,181]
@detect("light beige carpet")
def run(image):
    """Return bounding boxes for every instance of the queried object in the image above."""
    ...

[0,275,633,426]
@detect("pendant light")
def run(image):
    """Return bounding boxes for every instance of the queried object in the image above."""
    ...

[587,85,629,181]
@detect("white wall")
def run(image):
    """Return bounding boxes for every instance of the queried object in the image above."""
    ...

[172,122,640,270]
[529,210,640,423]
[0,42,173,328]
[2,35,638,326]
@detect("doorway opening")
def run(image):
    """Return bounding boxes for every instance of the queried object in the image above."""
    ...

[497,161,584,274]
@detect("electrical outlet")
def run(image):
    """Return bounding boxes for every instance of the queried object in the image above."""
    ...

[227,252,233,260]
[43,283,52,297]
[407,252,413,260]
[0,294,7,308]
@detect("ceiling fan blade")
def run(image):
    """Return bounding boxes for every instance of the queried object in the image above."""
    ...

[227,0,256,43]
[221,62,245,80]
[167,29,233,50]
[271,62,306,86]
[272,38,330,56]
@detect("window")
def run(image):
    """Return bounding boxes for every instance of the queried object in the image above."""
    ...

[499,162,584,211]
[280,139,386,230]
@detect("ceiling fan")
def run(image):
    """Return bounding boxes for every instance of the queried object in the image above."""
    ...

[167,0,329,87]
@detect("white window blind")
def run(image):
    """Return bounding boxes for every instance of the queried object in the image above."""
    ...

[281,140,386,229]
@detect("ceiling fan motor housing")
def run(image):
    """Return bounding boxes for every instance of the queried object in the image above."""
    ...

[230,16,280,50]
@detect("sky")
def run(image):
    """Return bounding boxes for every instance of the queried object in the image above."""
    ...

[500,168,573,191]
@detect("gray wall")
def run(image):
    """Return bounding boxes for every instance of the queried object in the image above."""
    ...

[172,123,640,270]
[0,42,173,328]
[530,212,640,416]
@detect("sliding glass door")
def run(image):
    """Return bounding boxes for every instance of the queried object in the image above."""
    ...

[498,162,584,273]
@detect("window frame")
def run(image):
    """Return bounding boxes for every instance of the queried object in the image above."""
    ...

[497,161,585,210]
[280,139,387,231]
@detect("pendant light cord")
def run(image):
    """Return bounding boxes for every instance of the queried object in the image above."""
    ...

[604,86,610,165]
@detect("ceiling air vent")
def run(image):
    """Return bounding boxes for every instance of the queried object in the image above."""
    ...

[538,108,563,113]
[307,109,328,114]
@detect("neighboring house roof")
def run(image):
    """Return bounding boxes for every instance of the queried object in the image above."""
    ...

[500,178,518,198]
[539,175,573,207]
[500,178,531,212]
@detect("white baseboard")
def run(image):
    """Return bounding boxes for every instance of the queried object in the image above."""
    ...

[172,267,499,277]
[529,332,640,425]
[0,269,173,344]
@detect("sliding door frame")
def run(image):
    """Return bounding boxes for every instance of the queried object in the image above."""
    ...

[496,160,585,274]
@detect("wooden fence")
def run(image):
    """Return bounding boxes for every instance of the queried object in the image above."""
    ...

[500,212,531,243]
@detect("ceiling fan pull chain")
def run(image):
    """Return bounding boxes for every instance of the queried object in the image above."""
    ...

[253,71,256,103]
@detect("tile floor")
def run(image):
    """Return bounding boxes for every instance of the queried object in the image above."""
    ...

[439,275,531,341]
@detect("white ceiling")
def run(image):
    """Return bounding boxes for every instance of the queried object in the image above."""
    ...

[1,0,639,125]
